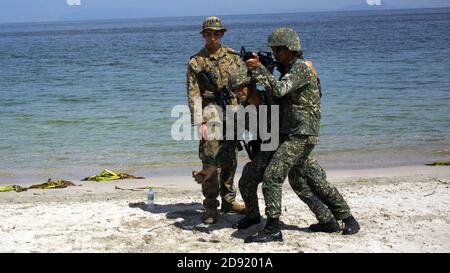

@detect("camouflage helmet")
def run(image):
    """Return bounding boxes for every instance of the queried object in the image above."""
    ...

[227,69,250,92]
[267,28,301,52]
[201,16,227,32]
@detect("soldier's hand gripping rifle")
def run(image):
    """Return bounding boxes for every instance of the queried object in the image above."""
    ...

[231,46,279,74]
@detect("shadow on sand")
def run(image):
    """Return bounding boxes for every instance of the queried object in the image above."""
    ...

[230,219,313,240]
[129,201,246,234]
[129,202,312,240]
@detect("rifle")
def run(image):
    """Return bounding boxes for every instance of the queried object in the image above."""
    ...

[197,70,233,111]
[196,70,255,158]
[231,46,279,74]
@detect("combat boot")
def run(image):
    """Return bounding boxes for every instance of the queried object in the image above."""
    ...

[244,217,283,243]
[309,218,341,233]
[202,208,218,225]
[342,215,360,235]
[221,200,246,214]
[232,215,261,229]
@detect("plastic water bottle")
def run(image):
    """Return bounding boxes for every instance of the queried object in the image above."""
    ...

[147,188,154,209]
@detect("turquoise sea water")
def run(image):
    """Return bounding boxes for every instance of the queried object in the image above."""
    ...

[0,8,449,183]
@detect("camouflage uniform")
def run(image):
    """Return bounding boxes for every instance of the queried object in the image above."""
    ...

[214,70,350,223]
[186,38,242,209]
[289,158,351,221]
[241,37,351,220]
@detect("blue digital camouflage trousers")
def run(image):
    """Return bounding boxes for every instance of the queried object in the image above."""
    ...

[289,158,351,222]
[239,134,351,222]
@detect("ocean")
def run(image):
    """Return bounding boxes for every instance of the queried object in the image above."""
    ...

[0,8,449,183]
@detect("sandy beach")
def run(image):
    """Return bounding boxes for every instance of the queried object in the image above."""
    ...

[0,165,449,253]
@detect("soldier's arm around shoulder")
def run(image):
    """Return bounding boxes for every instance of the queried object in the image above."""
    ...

[186,57,203,126]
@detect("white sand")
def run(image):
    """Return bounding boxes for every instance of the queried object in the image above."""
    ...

[0,165,449,253]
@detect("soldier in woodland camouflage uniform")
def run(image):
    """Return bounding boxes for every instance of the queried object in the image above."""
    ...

[186,16,245,225]
[241,28,360,243]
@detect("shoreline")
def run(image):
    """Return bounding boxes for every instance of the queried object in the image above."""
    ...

[0,164,448,191]
[1,164,449,185]
[1,148,448,185]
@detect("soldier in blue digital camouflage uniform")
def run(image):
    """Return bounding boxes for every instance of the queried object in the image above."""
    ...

[198,61,360,241]
[196,69,346,234]
[241,28,360,243]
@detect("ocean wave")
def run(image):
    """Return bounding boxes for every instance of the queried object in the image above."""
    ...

[57,97,98,103]
[44,119,83,126]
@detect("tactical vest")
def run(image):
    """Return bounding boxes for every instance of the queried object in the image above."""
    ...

[190,46,240,108]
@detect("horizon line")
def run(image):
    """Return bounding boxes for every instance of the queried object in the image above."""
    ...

[0,6,449,25]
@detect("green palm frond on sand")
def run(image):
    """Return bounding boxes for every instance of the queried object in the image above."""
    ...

[0,185,27,193]
[426,161,450,166]
[29,179,77,189]
[82,169,145,182]
[0,179,78,192]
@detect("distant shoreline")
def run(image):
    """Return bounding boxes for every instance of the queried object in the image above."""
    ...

[1,6,449,25]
